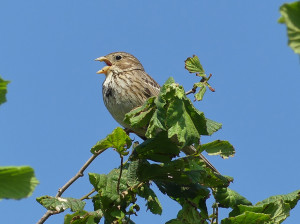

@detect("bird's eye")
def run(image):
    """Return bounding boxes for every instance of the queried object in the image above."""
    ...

[115,55,122,60]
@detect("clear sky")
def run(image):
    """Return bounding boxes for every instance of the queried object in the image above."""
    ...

[1,0,300,223]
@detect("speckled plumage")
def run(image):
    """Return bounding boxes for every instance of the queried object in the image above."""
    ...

[101,52,160,135]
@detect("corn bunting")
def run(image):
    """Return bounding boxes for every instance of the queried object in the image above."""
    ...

[95,52,219,173]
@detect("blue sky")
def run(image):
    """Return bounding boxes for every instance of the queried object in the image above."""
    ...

[1,0,300,223]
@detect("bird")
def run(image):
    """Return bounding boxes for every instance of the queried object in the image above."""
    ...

[95,52,219,174]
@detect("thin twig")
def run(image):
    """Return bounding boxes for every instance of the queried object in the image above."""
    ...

[215,203,219,224]
[185,87,197,95]
[117,156,124,193]
[80,188,96,201]
[36,148,107,224]
[211,201,219,224]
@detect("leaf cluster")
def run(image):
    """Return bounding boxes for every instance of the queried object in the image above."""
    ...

[36,56,300,224]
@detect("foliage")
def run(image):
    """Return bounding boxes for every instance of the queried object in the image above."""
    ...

[224,190,300,224]
[91,127,132,156]
[37,196,86,213]
[0,76,10,106]
[0,78,39,201]
[124,76,222,148]
[0,166,39,200]
[37,56,300,224]
[184,55,215,101]
[279,1,300,54]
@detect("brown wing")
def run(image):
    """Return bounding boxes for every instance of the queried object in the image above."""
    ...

[139,71,161,98]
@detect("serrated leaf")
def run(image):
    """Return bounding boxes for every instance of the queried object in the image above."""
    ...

[155,181,210,205]
[185,55,205,75]
[139,156,230,188]
[91,127,132,155]
[213,187,252,209]
[222,211,271,224]
[145,109,166,138]
[89,170,128,198]
[36,196,85,212]
[131,131,180,162]
[89,173,108,192]
[200,140,235,158]
[256,189,300,209]
[230,201,291,224]
[64,210,103,224]
[110,209,125,220]
[0,166,39,199]
[124,97,156,128]
[126,160,142,187]
[88,170,137,223]
[137,184,162,215]
[228,190,300,223]
[279,1,300,54]
[124,78,222,148]
[0,76,10,106]
[166,202,207,224]
[166,97,200,147]
[206,118,222,135]
[194,84,206,101]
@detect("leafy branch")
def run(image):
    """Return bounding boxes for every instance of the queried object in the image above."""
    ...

[185,55,215,101]
[37,147,107,224]
[36,55,300,224]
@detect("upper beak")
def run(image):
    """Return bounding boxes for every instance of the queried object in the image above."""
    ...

[95,56,112,74]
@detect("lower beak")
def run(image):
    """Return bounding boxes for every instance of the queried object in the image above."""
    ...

[95,56,112,74]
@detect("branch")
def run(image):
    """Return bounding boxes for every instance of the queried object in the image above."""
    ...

[117,156,124,193]
[36,148,107,224]
[185,87,197,95]
[80,188,96,201]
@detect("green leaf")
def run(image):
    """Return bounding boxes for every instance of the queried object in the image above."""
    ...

[91,127,132,155]
[194,82,207,101]
[36,196,85,212]
[0,76,10,106]
[124,78,222,148]
[64,210,103,224]
[228,190,300,224]
[89,170,139,224]
[279,1,300,54]
[229,202,290,224]
[89,169,130,208]
[166,96,201,147]
[156,181,210,207]
[185,55,205,75]
[124,160,164,215]
[256,189,300,209]
[124,97,156,128]
[139,155,230,188]
[131,131,180,162]
[126,160,141,187]
[206,118,222,136]
[200,140,235,158]
[222,211,271,224]
[213,187,252,208]
[89,170,128,199]
[110,209,125,220]
[0,166,39,199]
[137,184,162,215]
[166,202,208,224]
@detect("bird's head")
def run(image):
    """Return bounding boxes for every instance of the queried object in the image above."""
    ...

[95,52,144,75]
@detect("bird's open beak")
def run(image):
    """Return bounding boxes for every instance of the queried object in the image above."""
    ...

[95,56,112,74]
